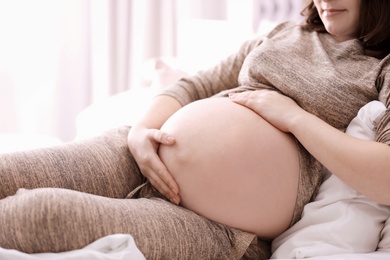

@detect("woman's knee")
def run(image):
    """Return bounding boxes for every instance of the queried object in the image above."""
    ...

[0,188,92,253]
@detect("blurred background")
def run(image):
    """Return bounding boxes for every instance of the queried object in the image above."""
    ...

[0,0,304,146]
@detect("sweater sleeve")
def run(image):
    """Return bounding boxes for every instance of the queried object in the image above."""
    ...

[157,22,299,106]
[375,61,390,145]
[375,110,390,145]
[157,36,264,106]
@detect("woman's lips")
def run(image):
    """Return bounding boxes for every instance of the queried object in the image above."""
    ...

[323,9,346,17]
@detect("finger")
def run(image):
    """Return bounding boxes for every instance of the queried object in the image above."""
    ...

[149,129,176,145]
[229,91,260,110]
[145,158,181,204]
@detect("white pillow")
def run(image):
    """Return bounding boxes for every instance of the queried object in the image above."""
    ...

[271,101,390,259]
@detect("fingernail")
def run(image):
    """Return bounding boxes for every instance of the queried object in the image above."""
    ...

[166,136,175,142]
[170,198,177,205]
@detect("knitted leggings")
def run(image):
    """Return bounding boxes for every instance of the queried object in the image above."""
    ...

[0,126,269,259]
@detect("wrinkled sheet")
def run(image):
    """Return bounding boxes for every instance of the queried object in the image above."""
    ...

[276,251,390,260]
[0,234,145,260]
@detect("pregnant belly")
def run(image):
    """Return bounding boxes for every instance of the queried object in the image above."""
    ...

[159,97,299,238]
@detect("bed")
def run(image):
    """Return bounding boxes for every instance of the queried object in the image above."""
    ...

[2,100,390,258]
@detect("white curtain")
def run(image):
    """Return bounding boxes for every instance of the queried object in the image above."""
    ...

[0,0,179,141]
[0,0,67,138]
[0,0,258,142]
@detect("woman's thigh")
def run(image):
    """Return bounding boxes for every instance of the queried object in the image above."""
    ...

[0,188,261,259]
[0,126,144,199]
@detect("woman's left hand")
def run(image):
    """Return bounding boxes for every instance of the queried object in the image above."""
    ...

[229,89,306,133]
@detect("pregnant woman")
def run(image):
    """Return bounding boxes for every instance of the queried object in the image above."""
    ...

[1,0,390,259]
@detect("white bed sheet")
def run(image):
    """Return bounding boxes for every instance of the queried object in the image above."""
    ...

[0,234,145,260]
[277,251,390,260]
[1,236,389,260]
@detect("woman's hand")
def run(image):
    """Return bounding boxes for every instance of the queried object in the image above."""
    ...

[231,90,390,205]
[127,125,180,205]
[229,89,306,133]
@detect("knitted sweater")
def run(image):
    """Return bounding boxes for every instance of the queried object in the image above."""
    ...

[159,22,390,223]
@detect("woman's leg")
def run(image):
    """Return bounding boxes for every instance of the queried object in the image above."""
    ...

[0,126,144,199]
[0,188,264,259]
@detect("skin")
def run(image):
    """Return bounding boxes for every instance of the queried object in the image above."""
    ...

[128,95,182,204]
[128,0,390,207]
[313,0,361,42]
[157,98,300,237]
[229,90,390,205]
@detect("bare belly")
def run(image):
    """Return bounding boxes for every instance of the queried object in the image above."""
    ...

[159,97,299,238]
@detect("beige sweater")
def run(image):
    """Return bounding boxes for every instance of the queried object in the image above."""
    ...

[159,22,390,224]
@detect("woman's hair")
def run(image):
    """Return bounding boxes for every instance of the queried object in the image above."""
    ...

[301,0,390,58]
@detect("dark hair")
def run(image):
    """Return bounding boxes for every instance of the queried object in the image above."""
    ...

[301,0,390,58]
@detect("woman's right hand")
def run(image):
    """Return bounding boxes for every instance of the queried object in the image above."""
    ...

[127,125,180,205]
